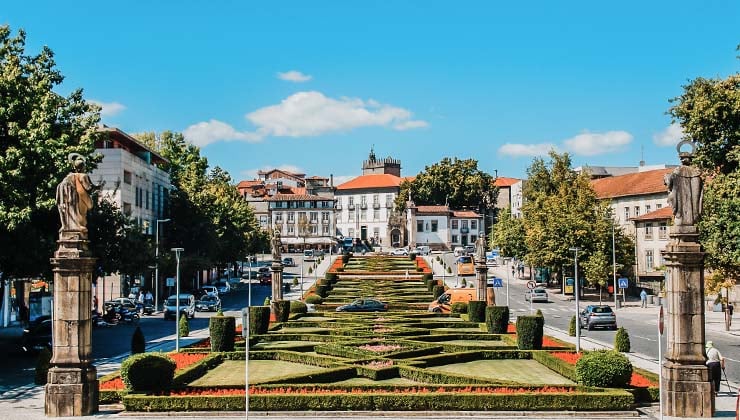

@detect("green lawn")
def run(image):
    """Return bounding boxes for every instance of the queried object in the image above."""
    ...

[189,360,328,386]
[427,360,575,385]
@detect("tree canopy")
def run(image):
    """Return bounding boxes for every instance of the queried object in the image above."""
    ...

[488,208,526,259]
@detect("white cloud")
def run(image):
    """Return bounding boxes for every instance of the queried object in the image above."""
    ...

[563,130,633,156]
[498,143,557,157]
[653,123,684,146]
[241,164,305,180]
[277,70,312,83]
[183,119,261,147]
[183,91,427,147]
[90,100,126,117]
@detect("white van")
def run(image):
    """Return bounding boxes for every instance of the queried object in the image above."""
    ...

[414,245,431,256]
[303,250,315,261]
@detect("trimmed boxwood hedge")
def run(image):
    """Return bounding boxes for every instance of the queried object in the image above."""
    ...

[209,315,236,352]
[467,300,487,322]
[272,300,290,323]
[575,350,632,388]
[432,285,444,299]
[249,306,270,335]
[485,306,509,334]
[120,353,176,392]
[516,315,544,350]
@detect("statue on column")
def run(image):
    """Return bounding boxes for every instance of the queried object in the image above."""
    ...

[271,227,282,262]
[664,140,703,226]
[474,234,487,263]
[56,153,103,240]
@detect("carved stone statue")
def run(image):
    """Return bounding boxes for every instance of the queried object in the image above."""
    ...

[664,141,703,226]
[474,234,486,262]
[56,153,102,239]
[271,227,282,262]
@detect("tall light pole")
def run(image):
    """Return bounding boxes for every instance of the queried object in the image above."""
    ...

[171,247,184,352]
[569,246,582,353]
[610,219,618,311]
[503,257,511,307]
[154,218,171,312]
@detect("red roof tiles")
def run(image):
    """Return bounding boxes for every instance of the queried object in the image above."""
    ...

[416,205,449,214]
[336,174,403,190]
[494,177,519,187]
[591,169,672,199]
[452,210,482,218]
[631,206,673,221]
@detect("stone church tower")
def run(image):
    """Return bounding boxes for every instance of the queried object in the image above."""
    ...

[362,147,401,176]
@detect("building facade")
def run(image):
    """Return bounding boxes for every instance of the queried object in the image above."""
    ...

[267,194,336,252]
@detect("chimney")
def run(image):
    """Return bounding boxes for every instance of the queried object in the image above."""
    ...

[330,174,334,187]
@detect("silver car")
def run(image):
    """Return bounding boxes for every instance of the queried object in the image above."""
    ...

[524,287,548,303]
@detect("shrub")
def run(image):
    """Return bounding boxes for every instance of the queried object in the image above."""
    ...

[336,267,344,272]
[416,267,423,272]
[209,315,236,352]
[272,300,290,322]
[568,315,576,337]
[451,302,468,314]
[467,301,487,322]
[427,280,438,292]
[516,315,544,350]
[34,347,52,385]
[304,294,323,304]
[446,266,452,274]
[461,278,467,287]
[422,273,433,282]
[316,285,328,298]
[535,309,544,318]
[325,272,338,282]
[575,350,633,388]
[263,296,271,306]
[131,326,146,354]
[342,253,351,264]
[308,267,313,275]
[292,277,299,286]
[178,313,190,337]
[614,327,631,352]
[436,256,441,262]
[290,300,308,314]
[121,353,176,392]
[485,306,509,334]
[408,253,416,261]
[249,306,271,335]
[432,285,445,299]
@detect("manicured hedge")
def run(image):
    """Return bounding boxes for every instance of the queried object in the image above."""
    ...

[209,315,235,352]
[516,315,544,350]
[432,285,444,299]
[575,350,632,388]
[532,351,577,381]
[485,306,509,334]
[120,353,176,392]
[249,306,270,335]
[467,301,487,323]
[272,300,290,323]
[173,353,223,387]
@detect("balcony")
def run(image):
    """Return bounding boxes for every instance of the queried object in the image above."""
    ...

[373,202,380,209]
[360,203,368,209]
[348,204,355,210]
[385,202,393,208]
[321,219,330,224]
[460,227,469,234]
[310,219,318,224]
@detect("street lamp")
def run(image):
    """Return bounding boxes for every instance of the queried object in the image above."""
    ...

[503,257,511,307]
[569,246,582,353]
[155,218,171,312]
[171,247,184,352]
[609,218,618,311]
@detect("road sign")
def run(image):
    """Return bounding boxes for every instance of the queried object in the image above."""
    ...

[618,277,629,289]
[492,277,503,288]
[166,277,175,287]
[659,305,664,335]
[527,281,536,290]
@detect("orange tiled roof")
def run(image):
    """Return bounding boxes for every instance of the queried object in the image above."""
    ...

[452,210,482,218]
[631,206,673,221]
[494,177,519,187]
[591,168,672,199]
[416,205,449,214]
[336,174,402,190]
[237,179,263,188]
[266,194,331,201]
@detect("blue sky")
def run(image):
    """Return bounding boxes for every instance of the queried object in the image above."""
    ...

[3,2,739,183]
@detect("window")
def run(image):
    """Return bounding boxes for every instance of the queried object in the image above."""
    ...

[646,204,651,214]
[417,220,424,232]
[348,211,355,221]
[461,220,468,228]
[646,250,654,270]
[287,212,294,222]
[145,190,149,210]
[123,170,132,184]
[310,212,318,222]
[645,222,653,240]
[275,212,283,222]
[451,235,458,244]
[373,194,379,204]
[287,225,294,235]
[348,228,354,238]
[471,220,477,230]
[624,207,630,221]
[373,227,380,239]
[656,203,663,209]
[431,220,438,232]
[373,210,380,220]
[348,197,354,205]
[360,195,367,205]
[322,225,329,235]
[310,226,318,235]
[360,210,367,221]
[659,222,667,239]
[451,220,459,229]
[259,215,268,226]
[123,202,132,215]
[634,206,640,217]
[321,211,330,221]
[471,235,477,243]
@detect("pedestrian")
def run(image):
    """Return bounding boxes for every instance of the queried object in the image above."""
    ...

[145,290,153,306]
[137,290,145,314]
[511,265,516,278]
[705,341,725,393]
[519,263,524,277]
[640,289,648,308]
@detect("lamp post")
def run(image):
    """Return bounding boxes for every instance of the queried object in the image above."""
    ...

[171,247,184,352]
[155,218,171,312]
[569,247,582,353]
[610,219,618,311]
[503,257,511,307]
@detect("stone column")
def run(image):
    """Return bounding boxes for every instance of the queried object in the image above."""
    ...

[475,261,487,302]
[45,239,98,417]
[270,261,284,317]
[662,225,713,417]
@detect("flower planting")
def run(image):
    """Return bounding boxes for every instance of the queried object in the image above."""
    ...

[358,344,403,353]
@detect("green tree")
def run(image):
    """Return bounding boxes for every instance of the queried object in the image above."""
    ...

[668,66,740,281]
[488,208,527,259]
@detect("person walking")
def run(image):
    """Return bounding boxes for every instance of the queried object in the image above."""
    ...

[705,341,725,393]
[640,289,648,308]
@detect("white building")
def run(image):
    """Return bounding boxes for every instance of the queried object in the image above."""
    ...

[267,194,336,252]
[405,205,484,250]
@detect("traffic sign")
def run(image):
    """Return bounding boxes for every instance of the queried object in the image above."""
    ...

[659,305,664,335]
[166,277,175,287]
[618,277,629,289]
[492,277,503,288]
[527,281,536,290]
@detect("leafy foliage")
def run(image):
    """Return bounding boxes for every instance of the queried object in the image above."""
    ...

[489,208,527,259]
[575,350,632,388]
[209,315,236,352]
[614,327,631,353]
[568,315,576,337]
[290,300,308,314]
[249,306,270,335]
[178,313,190,338]
[121,353,176,392]
[516,315,544,350]
[131,326,146,354]
[485,306,509,334]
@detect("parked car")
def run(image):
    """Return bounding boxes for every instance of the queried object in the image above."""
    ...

[282,257,296,267]
[163,294,196,320]
[106,297,137,311]
[195,294,222,312]
[303,250,316,262]
[390,248,408,256]
[21,316,52,354]
[215,280,231,294]
[336,298,388,312]
[524,287,549,303]
[198,285,219,297]
[580,305,617,330]
[259,271,272,285]
[414,245,431,255]
[428,289,476,313]
[453,246,466,257]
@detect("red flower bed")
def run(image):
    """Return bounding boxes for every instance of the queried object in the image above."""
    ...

[542,336,564,347]
[247,385,575,395]
[506,324,516,333]
[100,376,124,390]
[169,352,208,370]
[629,372,658,387]
[550,351,582,365]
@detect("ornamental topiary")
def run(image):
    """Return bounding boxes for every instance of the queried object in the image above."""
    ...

[290,300,308,314]
[535,308,544,318]
[614,327,631,352]
[516,315,544,349]
[342,253,351,264]
[446,266,452,274]
[569,315,577,337]
[461,278,467,287]
[467,300,487,322]
[451,302,468,314]
[209,314,236,352]
[308,266,313,275]
[422,273,433,282]
[249,306,270,335]
[485,306,509,334]
[316,285,328,298]
[304,294,323,304]
[272,300,290,322]
[121,352,176,392]
[131,326,146,354]
[575,350,633,388]
[292,277,299,286]
[178,313,189,337]
[432,285,445,299]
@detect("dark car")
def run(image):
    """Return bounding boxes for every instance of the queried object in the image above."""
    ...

[195,294,222,312]
[21,317,52,354]
[282,257,296,267]
[336,298,388,312]
[259,271,272,285]
[580,304,617,330]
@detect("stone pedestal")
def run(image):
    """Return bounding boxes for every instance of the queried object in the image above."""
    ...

[45,240,98,416]
[475,262,487,302]
[271,262,284,301]
[662,225,713,417]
